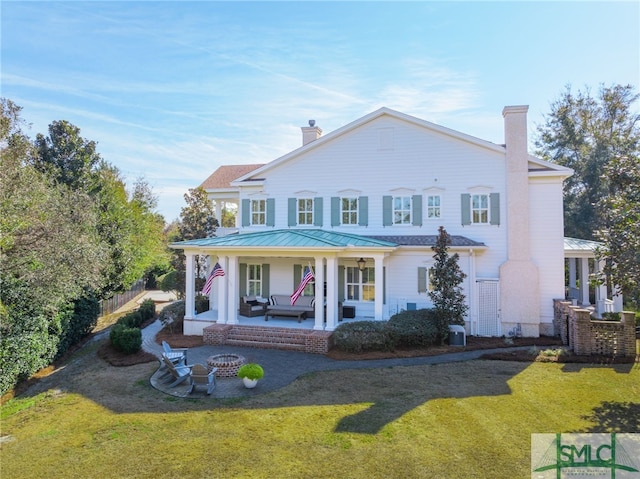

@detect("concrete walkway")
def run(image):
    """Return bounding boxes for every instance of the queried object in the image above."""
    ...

[142,319,533,400]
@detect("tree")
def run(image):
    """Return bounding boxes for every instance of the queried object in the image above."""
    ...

[171,187,218,296]
[32,120,101,190]
[596,155,640,305]
[535,84,640,240]
[0,100,107,394]
[428,227,468,343]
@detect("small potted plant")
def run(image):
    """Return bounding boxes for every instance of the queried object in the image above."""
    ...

[237,363,264,388]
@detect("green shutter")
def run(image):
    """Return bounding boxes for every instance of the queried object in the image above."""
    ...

[338,265,345,302]
[288,198,297,227]
[241,199,250,227]
[293,264,302,291]
[261,264,270,298]
[331,197,340,226]
[266,198,275,227]
[358,196,368,226]
[383,195,393,226]
[418,267,427,293]
[314,197,323,226]
[461,194,471,225]
[412,194,423,226]
[490,193,500,225]
[239,263,247,297]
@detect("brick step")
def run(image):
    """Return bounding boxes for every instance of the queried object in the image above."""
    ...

[227,332,307,345]
[224,338,307,351]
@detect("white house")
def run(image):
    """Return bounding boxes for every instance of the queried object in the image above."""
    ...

[172,106,576,338]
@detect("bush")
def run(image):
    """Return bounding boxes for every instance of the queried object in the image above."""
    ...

[139,299,156,321]
[386,309,441,347]
[109,323,142,354]
[195,295,209,314]
[237,363,264,380]
[158,300,185,334]
[332,321,395,353]
[117,311,143,328]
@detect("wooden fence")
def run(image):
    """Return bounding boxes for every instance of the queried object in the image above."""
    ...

[99,279,145,317]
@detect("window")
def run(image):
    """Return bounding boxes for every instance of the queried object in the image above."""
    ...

[251,199,266,225]
[472,194,489,224]
[247,264,262,296]
[298,198,314,225]
[427,195,441,219]
[341,197,358,225]
[345,266,375,301]
[418,266,436,293]
[393,196,412,225]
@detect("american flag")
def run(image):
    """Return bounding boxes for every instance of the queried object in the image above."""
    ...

[291,266,314,305]
[202,262,225,295]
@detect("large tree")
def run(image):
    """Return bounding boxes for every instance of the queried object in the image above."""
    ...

[169,187,218,297]
[596,154,640,304]
[535,84,640,240]
[0,100,107,394]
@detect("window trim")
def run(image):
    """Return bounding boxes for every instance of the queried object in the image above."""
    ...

[345,266,375,302]
[250,199,266,226]
[341,197,359,226]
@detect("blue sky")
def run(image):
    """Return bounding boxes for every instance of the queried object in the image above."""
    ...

[2,1,639,221]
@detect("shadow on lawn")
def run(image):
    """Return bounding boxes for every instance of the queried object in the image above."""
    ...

[576,401,640,433]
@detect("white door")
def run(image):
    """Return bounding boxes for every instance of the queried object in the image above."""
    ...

[477,280,500,336]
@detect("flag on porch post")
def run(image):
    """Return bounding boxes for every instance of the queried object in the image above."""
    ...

[202,262,225,295]
[291,266,314,305]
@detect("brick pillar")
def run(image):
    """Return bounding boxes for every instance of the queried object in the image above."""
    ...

[621,312,637,358]
[573,309,592,355]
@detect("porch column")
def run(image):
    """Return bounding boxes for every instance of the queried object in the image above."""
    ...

[568,258,577,301]
[185,253,196,320]
[217,255,228,323]
[374,255,384,321]
[325,256,339,331]
[226,255,239,324]
[314,256,325,330]
[595,259,608,315]
[580,258,590,305]
[214,201,223,226]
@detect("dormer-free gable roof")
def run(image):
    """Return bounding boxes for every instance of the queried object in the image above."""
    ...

[230,107,572,184]
[201,164,265,190]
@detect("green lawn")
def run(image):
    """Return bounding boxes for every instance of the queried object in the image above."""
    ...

[1,348,638,479]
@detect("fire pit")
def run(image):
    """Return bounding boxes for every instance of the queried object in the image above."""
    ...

[206,354,246,378]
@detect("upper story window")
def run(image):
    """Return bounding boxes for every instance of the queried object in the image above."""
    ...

[427,195,441,219]
[341,197,358,225]
[461,192,500,226]
[471,194,489,224]
[298,198,314,225]
[393,196,412,225]
[251,199,266,225]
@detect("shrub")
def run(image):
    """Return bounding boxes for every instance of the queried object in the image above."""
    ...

[195,295,209,314]
[139,299,156,321]
[332,321,395,353]
[109,324,142,354]
[237,363,264,380]
[386,309,440,347]
[117,311,143,328]
[601,312,621,321]
[158,300,185,334]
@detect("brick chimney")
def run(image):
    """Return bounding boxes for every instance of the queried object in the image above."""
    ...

[301,120,322,146]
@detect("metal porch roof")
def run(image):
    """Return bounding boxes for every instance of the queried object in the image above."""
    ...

[564,237,603,252]
[171,229,398,249]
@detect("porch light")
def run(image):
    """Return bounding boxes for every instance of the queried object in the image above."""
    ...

[357,257,366,271]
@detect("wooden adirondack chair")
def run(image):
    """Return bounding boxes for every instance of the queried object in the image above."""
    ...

[162,355,193,388]
[189,364,217,395]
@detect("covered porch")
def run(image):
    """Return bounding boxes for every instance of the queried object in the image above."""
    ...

[564,237,623,316]
[170,229,398,336]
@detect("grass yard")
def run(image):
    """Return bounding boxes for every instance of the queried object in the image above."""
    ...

[1,342,638,479]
